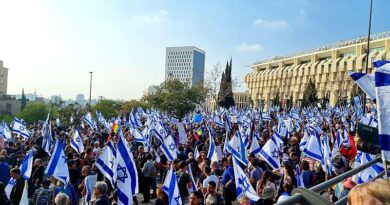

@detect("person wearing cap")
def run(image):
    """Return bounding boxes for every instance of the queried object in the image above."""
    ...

[339,177,356,200]
[256,186,275,205]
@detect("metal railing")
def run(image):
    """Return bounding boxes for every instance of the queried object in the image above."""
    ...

[275,157,382,205]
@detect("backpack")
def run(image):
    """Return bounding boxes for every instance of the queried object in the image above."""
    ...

[36,188,52,205]
[205,193,222,205]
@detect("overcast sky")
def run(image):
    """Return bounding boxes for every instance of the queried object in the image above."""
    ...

[0,0,389,100]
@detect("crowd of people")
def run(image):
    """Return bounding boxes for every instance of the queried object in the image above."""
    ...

[0,103,389,205]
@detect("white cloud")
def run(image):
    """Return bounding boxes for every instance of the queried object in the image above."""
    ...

[236,43,263,53]
[134,10,169,23]
[253,19,289,29]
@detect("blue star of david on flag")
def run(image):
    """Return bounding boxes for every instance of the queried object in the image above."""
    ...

[169,143,176,151]
[117,164,128,183]
[174,195,182,204]
[238,176,250,192]
[271,149,279,158]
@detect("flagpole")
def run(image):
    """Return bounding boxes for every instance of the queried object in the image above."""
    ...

[362,0,373,113]
[89,71,93,109]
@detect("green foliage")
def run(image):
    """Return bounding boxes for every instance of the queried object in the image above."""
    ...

[1,112,13,124]
[302,78,318,107]
[17,103,58,124]
[144,80,207,118]
[122,99,150,114]
[53,102,86,126]
[92,99,124,119]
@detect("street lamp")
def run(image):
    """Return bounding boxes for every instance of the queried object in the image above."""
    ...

[89,72,93,108]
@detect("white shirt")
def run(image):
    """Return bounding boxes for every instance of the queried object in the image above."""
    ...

[202,175,219,188]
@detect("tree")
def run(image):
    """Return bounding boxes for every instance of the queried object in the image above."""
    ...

[17,103,58,125]
[55,102,88,126]
[302,78,318,107]
[144,80,207,118]
[121,99,150,114]
[92,99,124,119]
[217,58,235,108]
[1,112,13,124]
[205,61,241,110]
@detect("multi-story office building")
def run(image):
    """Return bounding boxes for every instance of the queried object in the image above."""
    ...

[0,60,8,96]
[76,94,87,105]
[245,31,390,107]
[165,46,205,87]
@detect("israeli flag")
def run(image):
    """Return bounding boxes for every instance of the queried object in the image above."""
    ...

[187,166,197,192]
[296,164,305,188]
[0,121,12,139]
[42,120,53,155]
[349,71,376,102]
[352,151,384,184]
[233,157,260,202]
[323,133,333,176]
[162,165,182,205]
[249,137,261,155]
[153,122,166,142]
[96,110,110,130]
[70,129,84,154]
[95,141,117,187]
[117,131,139,203]
[223,129,230,155]
[129,112,142,128]
[44,139,69,185]
[83,112,97,130]
[11,117,31,138]
[20,150,34,180]
[207,129,218,163]
[5,178,15,199]
[19,180,29,205]
[303,127,323,162]
[194,146,200,160]
[299,128,309,151]
[132,128,146,143]
[228,131,248,165]
[332,130,342,157]
[259,135,281,170]
[373,60,390,161]
[84,174,98,205]
[160,135,177,161]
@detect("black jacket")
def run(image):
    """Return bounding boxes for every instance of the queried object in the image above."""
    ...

[10,177,25,205]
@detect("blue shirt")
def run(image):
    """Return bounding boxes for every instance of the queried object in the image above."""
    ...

[221,166,234,186]
[302,170,314,188]
[0,162,10,184]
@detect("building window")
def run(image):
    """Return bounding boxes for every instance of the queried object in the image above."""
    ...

[6,103,12,111]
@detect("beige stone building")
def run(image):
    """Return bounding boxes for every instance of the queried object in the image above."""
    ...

[233,91,252,109]
[205,91,252,110]
[245,32,390,108]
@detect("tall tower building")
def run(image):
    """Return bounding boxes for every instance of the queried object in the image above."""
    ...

[0,60,8,95]
[165,46,205,87]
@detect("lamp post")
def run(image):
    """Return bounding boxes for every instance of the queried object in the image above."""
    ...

[89,72,93,108]
[362,0,373,112]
